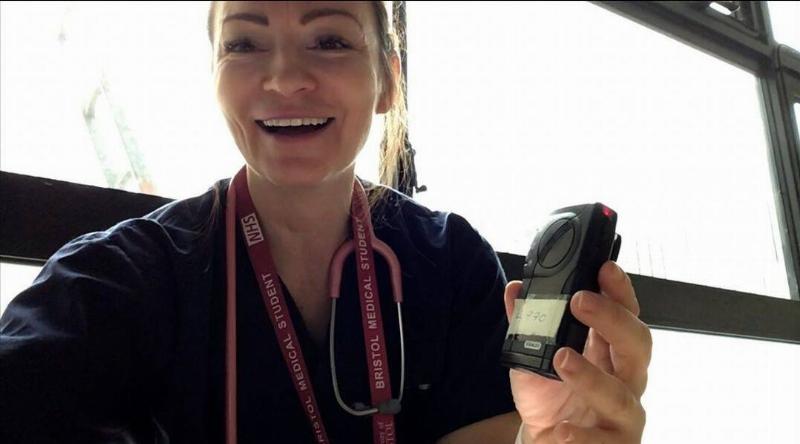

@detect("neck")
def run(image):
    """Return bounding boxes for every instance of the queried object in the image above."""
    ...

[245,167,354,254]
[242,167,356,343]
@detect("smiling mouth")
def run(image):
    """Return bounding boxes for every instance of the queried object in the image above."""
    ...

[256,118,335,136]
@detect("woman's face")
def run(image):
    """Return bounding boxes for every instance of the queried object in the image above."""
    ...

[212,1,392,188]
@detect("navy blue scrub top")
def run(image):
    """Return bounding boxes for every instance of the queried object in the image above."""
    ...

[0,179,515,444]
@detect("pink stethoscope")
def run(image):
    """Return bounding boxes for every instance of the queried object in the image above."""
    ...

[223,169,406,442]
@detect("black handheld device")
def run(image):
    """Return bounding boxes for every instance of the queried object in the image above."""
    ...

[499,203,621,380]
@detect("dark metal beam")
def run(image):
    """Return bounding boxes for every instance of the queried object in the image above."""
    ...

[595,1,772,75]
[498,252,800,344]
[778,45,800,80]
[630,273,800,345]
[2,172,799,344]
[0,171,172,264]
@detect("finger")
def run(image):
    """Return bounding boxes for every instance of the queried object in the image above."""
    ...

[504,280,523,322]
[509,368,572,422]
[571,291,652,396]
[554,348,645,431]
[583,328,613,374]
[550,420,629,444]
[598,261,639,316]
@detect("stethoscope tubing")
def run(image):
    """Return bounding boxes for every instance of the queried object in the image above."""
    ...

[326,187,406,416]
[225,176,238,444]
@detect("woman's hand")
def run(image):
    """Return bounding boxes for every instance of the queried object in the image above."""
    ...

[504,261,652,443]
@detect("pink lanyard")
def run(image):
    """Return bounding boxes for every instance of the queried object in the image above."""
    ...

[225,166,400,444]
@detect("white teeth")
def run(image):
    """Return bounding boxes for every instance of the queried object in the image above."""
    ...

[262,117,331,127]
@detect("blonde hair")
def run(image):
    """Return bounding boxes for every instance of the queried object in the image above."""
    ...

[206,1,410,209]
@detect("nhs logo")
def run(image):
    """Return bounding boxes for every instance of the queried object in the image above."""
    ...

[241,213,264,246]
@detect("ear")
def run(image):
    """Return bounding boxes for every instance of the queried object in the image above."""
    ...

[376,52,401,115]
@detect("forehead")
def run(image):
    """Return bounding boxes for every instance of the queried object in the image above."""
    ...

[219,1,373,23]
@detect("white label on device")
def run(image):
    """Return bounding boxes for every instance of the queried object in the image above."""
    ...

[508,298,567,338]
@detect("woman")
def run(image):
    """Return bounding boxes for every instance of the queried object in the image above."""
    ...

[0,2,652,443]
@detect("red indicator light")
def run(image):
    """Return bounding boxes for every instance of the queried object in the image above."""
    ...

[602,206,613,217]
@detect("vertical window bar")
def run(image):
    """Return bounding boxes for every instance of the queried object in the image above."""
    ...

[759,49,800,300]
[754,2,800,300]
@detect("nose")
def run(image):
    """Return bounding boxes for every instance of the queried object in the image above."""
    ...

[261,46,317,97]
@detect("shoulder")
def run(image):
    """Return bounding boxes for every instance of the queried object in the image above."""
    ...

[1,181,228,352]
[71,180,224,260]
[26,180,227,301]
[0,186,230,436]
[366,182,502,278]
[367,181,488,249]
[138,179,225,245]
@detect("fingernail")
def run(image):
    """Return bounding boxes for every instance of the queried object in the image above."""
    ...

[556,421,575,442]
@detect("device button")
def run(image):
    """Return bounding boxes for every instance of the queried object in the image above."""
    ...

[541,359,551,371]
[610,234,622,262]
[538,218,575,269]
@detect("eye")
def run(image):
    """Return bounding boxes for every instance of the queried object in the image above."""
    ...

[223,38,256,54]
[313,35,351,51]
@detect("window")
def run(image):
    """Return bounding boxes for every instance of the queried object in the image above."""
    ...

[407,2,800,443]
[645,330,800,442]
[407,1,790,300]
[796,103,800,135]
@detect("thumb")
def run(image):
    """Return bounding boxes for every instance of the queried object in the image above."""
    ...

[504,280,524,322]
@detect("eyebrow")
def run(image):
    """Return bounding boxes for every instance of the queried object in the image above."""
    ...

[222,8,363,31]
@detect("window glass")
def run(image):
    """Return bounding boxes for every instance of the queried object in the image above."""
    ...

[644,330,800,443]
[0,1,382,200]
[407,1,791,299]
[768,1,800,51]
[795,103,799,135]
[0,263,42,317]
